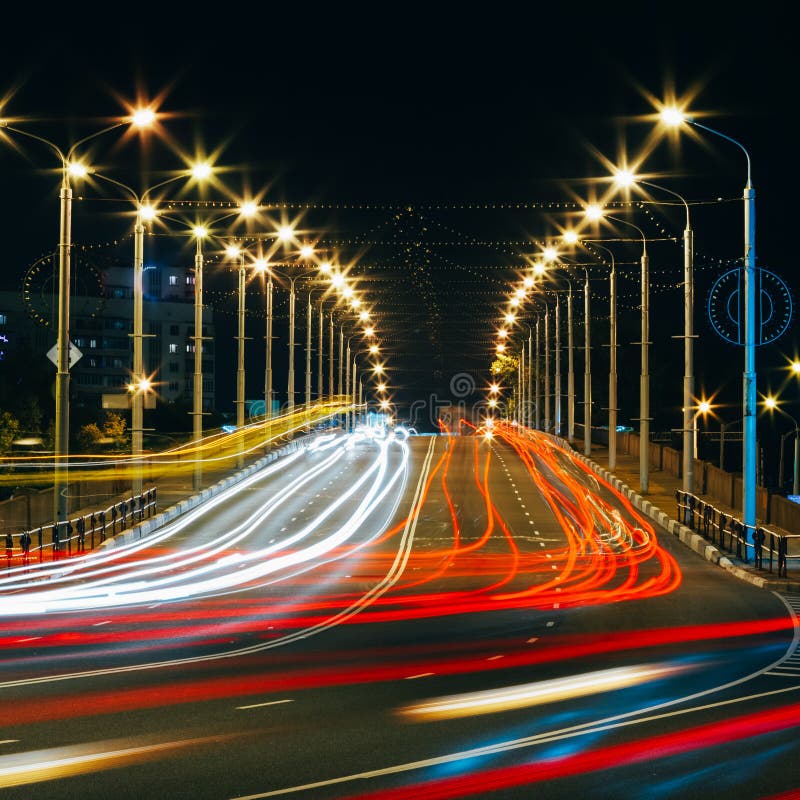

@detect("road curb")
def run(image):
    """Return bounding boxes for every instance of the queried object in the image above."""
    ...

[98,437,307,550]
[557,438,792,591]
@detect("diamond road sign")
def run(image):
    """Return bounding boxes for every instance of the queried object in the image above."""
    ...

[46,341,83,369]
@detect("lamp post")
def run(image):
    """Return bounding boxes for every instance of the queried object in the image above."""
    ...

[661,108,757,533]
[252,258,274,421]
[0,111,154,524]
[188,204,254,489]
[353,344,380,428]
[589,207,649,492]
[584,240,617,469]
[92,167,207,492]
[534,316,541,430]
[265,260,320,413]
[544,305,551,431]
[539,265,581,444]
[621,173,695,494]
[693,400,711,463]
[305,285,330,407]
[224,242,256,467]
[556,249,594,457]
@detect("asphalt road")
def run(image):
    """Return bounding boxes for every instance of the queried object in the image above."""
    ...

[0,427,797,799]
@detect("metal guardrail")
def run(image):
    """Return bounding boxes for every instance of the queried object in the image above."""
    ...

[676,490,798,579]
[4,488,157,565]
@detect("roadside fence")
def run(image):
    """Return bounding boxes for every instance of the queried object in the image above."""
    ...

[676,490,797,579]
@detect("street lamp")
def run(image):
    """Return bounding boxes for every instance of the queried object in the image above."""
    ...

[583,239,618,469]
[267,258,323,412]
[616,170,696,495]
[0,110,154,525]
[536,261,584,443]
[188,203,254,489]
[92,164,211,491]
[305,283,334,407]
[694,400,712,460]
[765,396,800,497]
[554,241,595,456]
[352,344,381,429]
[660,107,758,535]
[587,203,650,493]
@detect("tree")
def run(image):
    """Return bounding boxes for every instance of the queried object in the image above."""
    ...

[76,412,128,452]
[490,352,519,384]
[0,410,20,455]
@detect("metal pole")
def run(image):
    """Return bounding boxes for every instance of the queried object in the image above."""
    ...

[345,342,351,430]
[535,317,541,430]
[288,280,296,410]
[719,422,726,471]
[743,181,757,531]
[527,327,533,428]
[131,213,144,495]
[689,120,756,533]
[338,326,344,397]
[193,237,204,490]
[609,261,617,471]
[236,255,246,467]
[555,296,561,435]
[352,358,357,431]
[318,301,324,401]
[567,287,574,441]
[683,224,695,494]
[640,247,650,493]
[794,430,799,496]
[584,275,591,456]
[642,181,694,494]
[265,277,273,419]
[329,313,334,398]
[305,293,312,407]
[54,172,72,525]
[544,306,551,431]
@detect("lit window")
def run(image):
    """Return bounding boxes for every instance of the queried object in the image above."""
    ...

[169,275,178,286]
[169,343,178,353]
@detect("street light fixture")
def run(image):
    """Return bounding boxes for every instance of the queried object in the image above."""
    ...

[694,399,712,459]
[0,110,155,525]
[582,240,618,469]
[660,106,758,536]
[587,202,651,493]
[92,165,211,492]
[616,169,696,496]
[187,202,255,489]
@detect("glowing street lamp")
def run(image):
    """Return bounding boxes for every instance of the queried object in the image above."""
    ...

[587,201,651,493]
[0,109,155,525]
[660,105,758,535]
[694,399,712,458]
[615,167,696,495]
[90,163,213,492]
[187,202,255,488]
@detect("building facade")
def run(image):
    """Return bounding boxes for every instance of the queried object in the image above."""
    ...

[0,260,215,411]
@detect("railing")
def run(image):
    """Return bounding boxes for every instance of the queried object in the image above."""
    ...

[676,490,798,579]
[4,487,157,565]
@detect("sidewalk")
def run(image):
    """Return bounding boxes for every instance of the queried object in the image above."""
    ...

[573,441,800,593]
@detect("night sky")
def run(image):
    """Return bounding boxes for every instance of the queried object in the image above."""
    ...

[0,10,795,471]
